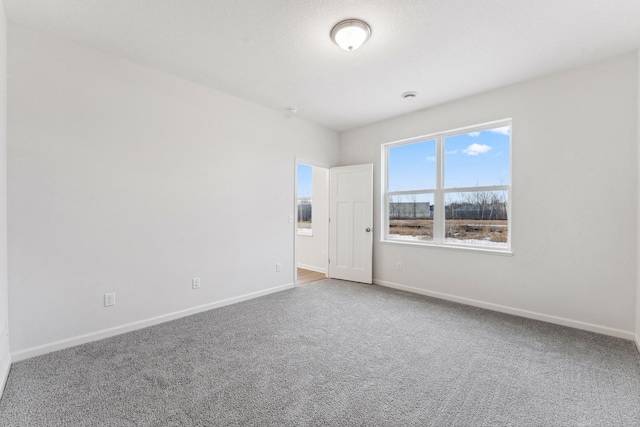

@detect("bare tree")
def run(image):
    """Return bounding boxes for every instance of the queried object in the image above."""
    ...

[409,194,417,219]
[389,195,399,219]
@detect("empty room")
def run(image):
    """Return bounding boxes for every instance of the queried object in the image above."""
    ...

[0,0,639,425]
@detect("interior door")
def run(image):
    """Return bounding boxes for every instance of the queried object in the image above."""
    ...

[329,164,373,284]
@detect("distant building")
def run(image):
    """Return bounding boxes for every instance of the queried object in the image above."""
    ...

[389,201,508,220]
[389,202,431,219]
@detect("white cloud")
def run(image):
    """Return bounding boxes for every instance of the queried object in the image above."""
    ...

[445,150,458,155]
[468,132,480,137]
[463,143,491,156]
[425,156,436,162]
[490,126,510,136]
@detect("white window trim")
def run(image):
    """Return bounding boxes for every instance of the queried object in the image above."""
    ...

[381,119,513,255]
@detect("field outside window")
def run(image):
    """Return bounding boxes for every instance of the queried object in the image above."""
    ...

[389,193,434,241]
[444,190,508,248]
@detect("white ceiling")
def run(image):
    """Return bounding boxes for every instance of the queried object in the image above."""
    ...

[4,0,640,132]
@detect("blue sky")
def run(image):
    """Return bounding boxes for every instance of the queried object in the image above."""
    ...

[388,126,510,192]
[297,163,313,197]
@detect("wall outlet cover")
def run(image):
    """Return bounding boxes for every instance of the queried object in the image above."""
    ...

[104,293,116,307]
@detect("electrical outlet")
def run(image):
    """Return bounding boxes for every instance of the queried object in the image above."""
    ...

[104,293,116,307]
[276,263,281,272]
[396,262,402,271]
[288,215,294,224]
[192,278,201,289]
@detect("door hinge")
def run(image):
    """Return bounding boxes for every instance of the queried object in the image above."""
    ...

[328,259,330,264]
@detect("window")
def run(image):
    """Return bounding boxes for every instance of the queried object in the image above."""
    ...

[297,163,313,235]
[383,120,511,252]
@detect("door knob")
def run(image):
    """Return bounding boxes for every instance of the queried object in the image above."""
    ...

[365,228,372,232]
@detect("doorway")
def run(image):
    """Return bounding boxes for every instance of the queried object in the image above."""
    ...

[294,161,329,285]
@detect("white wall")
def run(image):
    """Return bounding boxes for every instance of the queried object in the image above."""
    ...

[7,24,339,357]
[0,3,9,394]
[340,53,638,338]
[296,165,329,273]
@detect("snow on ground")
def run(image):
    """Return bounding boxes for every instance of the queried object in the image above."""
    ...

[389,234,507,248]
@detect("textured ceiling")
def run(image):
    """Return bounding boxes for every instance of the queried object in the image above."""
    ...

[4,0,640,132]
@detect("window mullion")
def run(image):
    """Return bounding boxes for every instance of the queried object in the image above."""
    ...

[441,185,510,193]
[434,136,444,244]
[388,189,436,196]
[383,145,389,241]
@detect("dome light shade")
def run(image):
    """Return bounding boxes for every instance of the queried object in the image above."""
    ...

[331,19,371,51]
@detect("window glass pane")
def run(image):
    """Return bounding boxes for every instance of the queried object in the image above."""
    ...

[297,164,312,197]
[388,140,436,191]
[388,193,434,242]
[444,126,510,188]
[297,164,312,234]
[444,191,508,248]
[297,198,312,234]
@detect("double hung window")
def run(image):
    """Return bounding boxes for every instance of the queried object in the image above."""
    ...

[383,120,511,252]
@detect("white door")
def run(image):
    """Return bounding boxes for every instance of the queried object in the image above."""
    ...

[329,164,373,284]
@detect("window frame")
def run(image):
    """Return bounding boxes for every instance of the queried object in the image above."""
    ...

[381,119,512,255]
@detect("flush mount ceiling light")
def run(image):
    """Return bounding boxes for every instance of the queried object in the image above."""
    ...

[402,91,418,100]
[331,19,371,51]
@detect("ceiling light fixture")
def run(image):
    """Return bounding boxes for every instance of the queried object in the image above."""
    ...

[402,91,417,100]
[331,19,371,51]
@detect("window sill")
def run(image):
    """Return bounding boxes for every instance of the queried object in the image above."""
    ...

[380,238,513,256]
[297,230,313,237]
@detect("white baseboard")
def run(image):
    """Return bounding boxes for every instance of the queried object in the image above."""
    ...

[373,279,635,341]
[0,352,10,400]
[12,283,295,362]
[296,264,326,274]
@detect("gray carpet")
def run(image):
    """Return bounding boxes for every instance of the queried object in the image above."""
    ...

[1,279,639,426]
